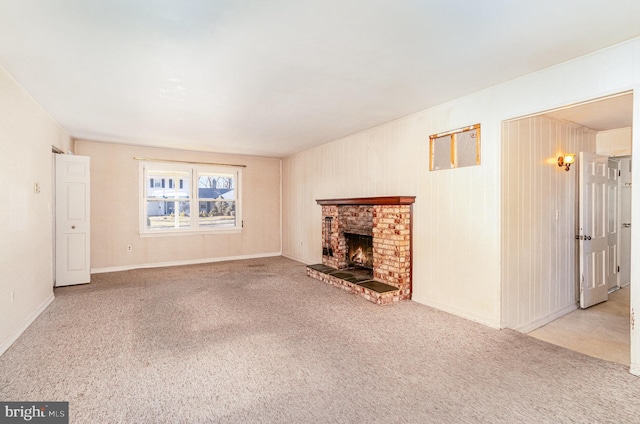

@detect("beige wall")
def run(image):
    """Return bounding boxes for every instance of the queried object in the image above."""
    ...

[74,141,281,271]
[501,115,596,331]
[0,66,71,354]
[3,36,640,374]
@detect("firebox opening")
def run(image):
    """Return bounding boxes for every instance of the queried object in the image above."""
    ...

[345,233,373,273]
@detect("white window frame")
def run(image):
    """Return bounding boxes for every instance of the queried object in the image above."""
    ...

[139,161,242,236]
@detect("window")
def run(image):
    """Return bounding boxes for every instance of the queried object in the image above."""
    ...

[140,162,242,235]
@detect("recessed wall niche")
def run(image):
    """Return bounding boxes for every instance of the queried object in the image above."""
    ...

[429,124,481,170]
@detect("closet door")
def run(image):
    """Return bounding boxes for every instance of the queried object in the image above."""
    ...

[55,154,91,287]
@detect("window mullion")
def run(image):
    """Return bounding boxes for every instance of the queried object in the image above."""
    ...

[142,165,148,230]
[191,168,197,230]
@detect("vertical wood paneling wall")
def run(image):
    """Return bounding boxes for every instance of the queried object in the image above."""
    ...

[283,35,640,366]
[283,103,503,326]
[501,116,596,331]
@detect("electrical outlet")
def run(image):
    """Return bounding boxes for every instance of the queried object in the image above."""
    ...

[127,245,133,252]
[34,183,40,194]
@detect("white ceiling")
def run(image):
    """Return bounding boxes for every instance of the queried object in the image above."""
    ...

[1,1,639,157]
[543,93,633,131]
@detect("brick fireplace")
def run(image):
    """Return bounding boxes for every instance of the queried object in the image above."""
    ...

[306,196,415,305]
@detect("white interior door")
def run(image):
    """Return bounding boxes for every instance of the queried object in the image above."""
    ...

[606,159,619,291]
[55,154,91,286]
[579,152,609,308]
[619,158,632,287]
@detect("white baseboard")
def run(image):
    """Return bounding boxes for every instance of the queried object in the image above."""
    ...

[91,251,283,274]
[514,303,578,333]
[630,363,640,377]
[411,295,501,329]
[0,293,55,357]
[281,253,315,265]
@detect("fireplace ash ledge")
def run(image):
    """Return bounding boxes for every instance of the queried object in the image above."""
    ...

[306,264,401,305]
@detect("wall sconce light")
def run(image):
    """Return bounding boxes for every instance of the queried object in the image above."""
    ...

[558,154,575,171]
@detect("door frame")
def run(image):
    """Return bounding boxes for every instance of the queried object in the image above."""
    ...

[51,146,64,286]
[630,86,640,376]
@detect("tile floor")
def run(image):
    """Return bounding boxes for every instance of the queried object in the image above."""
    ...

[528,286,630,366]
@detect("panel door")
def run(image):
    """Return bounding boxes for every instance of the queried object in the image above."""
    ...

[619,158,632,286]
[55,154,91,286]
[606,159,619,291]
[579,152,608,308]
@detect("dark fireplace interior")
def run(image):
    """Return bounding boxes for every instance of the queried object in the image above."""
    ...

[345,233,373,272]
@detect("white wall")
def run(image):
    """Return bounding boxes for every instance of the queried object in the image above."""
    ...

[596,127,632,157]
[74,140,282,271]
[501,115,596,332]
[0,66,71,355]
[283,92,503,327]
[282,36,640,374]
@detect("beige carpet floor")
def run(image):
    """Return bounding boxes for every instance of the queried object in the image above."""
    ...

[1,257,639,423]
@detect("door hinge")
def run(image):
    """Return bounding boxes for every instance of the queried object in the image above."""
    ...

[618,265,620,272]
[619,170,621,176]
[242,220,244,228]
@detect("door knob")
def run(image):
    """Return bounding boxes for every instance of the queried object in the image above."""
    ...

[71,226,76,229]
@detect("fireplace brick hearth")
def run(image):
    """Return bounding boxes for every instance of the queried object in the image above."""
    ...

[307,196,415,305]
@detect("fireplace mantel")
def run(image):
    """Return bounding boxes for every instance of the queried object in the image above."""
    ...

[316,196,416,206]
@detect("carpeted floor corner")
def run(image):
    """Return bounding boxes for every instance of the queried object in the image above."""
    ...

[1,257,638,423]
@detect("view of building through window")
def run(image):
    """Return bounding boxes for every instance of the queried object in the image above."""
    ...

[141,163,241,233]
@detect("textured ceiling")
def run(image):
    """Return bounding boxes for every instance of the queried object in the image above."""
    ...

[1,0,639,157]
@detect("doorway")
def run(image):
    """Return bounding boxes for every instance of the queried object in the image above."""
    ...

[501,91,633,366]
[530,153,632,366]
